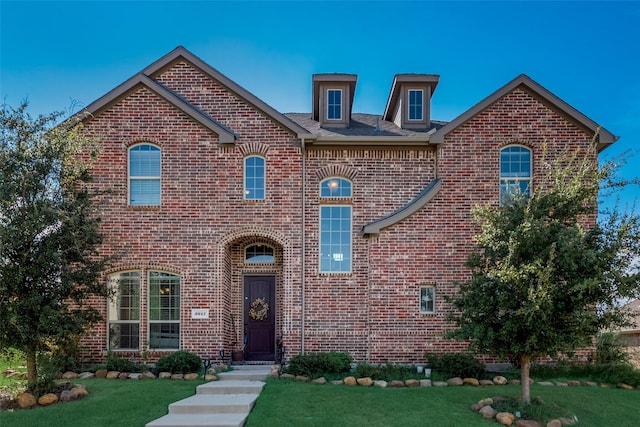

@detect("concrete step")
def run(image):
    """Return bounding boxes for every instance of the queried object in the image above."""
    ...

[217,367,270,381]
[197,380,265,394]
[145,413,247,427]
[168,393,258,414]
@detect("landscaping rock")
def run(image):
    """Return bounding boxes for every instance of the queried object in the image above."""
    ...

[390,380,405,387]
[60,390,78,402]
[496,412,515,426]
[17,392,36,409]
[184,373,199,380]
[78,372,95,379]
[106,371,120,379]
[463,378,479,386]
[159,372,172,379]
[546,420,562,427]
[618,383,633,390]
[204,374,218,381]
[38,393,58,406]
[374,380,388,388]
[62,371,78,379]
[280,373,294,379]
[585,381,598,387]
[537,381,554,386]
[405,379,420,387]
[558,416,578,426]
[516,419,541,427]
[312,377,326,384]
[509,379,520,385]
[432,381,448,387]
[493,376,508,385]
[447,377,463,386]
[567,380,580,387]
[478,398,494,406]
[118,372,129,379]
[479,405,497,419]
[357,377,373,386]
[479,379,494,386]
[554,381,568,387]
[331,380,343,385]
[95,369,108,378]
[71,386,88,397]
[344,376,357,386]
[128,373,141,380]
[419,379,431,387]
[296,375,310,382]
[171,374,184,380]
[141,371,156,379]
[471,403,484,411]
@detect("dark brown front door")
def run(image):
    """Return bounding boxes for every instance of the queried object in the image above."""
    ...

[243,276,275,361]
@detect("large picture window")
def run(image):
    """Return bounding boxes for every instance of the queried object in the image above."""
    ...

[500,146,531,204]
[149,272,180,349]
[129,144,161,206]
[108,272,140,350]
[319,177,352,273]
[244,155,265,200]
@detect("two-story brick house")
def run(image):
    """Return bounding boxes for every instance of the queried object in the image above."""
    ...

[76,46,616,364]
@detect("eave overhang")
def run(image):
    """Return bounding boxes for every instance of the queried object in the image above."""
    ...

[361,178,442,236]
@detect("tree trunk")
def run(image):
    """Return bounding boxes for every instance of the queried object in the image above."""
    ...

[26,346,38,385]
[520,354,531,404]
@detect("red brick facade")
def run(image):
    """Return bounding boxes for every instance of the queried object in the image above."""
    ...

[77,47,614,364]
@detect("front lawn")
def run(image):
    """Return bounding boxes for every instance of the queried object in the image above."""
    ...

[0,378,204,427]
[246,379,639,427]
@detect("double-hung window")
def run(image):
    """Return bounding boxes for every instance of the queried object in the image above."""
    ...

[327,89,342,120]
[319,178,352,273]
[108,272,140,350]
[408,89,424,121]
[129,144,161,206]
[420,286,435,314]
[500,146,532,204]
[148,272,180,349]
[244,155,265,200]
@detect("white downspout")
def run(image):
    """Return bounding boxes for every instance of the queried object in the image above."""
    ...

[301,137,306,355]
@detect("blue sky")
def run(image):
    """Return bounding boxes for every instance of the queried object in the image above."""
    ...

[1,1,638,213]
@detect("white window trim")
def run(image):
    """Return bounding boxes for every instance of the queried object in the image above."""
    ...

[318,204,353,274]
[499,145,532,204]
[128,143,162,206]
[408,89,424,121]
[327,88,343,121]
[147,271,181,351]
[107,271,141,351]
[243,155,266,201]
[420,285,436,314]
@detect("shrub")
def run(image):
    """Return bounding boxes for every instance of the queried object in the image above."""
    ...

[354,363,419,381]
[287,352,352,377]
[156,351,202,374]
[596,332,629,365]
[106,351,139,372]
[583,362,640,387]
[426,353,486,378]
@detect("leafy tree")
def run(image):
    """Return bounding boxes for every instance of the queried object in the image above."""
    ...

[0,103,114,384]
[447,141,640,403]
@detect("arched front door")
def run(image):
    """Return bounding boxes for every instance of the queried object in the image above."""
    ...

[243,276,275,361]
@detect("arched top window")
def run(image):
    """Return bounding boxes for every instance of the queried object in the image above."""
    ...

[129,144,161,206]
[245,244,275,263]
[244,155,265,200]
[320,177,352,198]
[500,145,531,204]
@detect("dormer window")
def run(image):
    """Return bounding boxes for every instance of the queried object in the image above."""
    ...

[327,89,342,120]
[408,89,424,121]
[312,74,357,128]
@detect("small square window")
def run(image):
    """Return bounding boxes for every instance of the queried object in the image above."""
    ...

[420,286,435,313]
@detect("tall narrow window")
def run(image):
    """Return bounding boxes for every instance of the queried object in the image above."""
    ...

[320,177,352,273]
[129,144,161,206]
[149,272,180,349]
[420,286,435,314]
[244,156,265,200]
[108,272,140,350]
[500,146,532,204]
[408,89,423,121]
[327,89,342,120]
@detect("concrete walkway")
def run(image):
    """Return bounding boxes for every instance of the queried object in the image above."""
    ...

[145,365,271,427]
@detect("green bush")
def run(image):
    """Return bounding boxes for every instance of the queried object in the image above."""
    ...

[583,362,640,387]
[426,352,486,378]
[156,351,202,374]
[287,352,352,377]
[596,332,629,365]
[354,363,420,381]
[106,351,139,372]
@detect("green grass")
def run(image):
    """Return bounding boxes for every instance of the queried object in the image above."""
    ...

[0,378,205,427]
[246,379,640,427]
